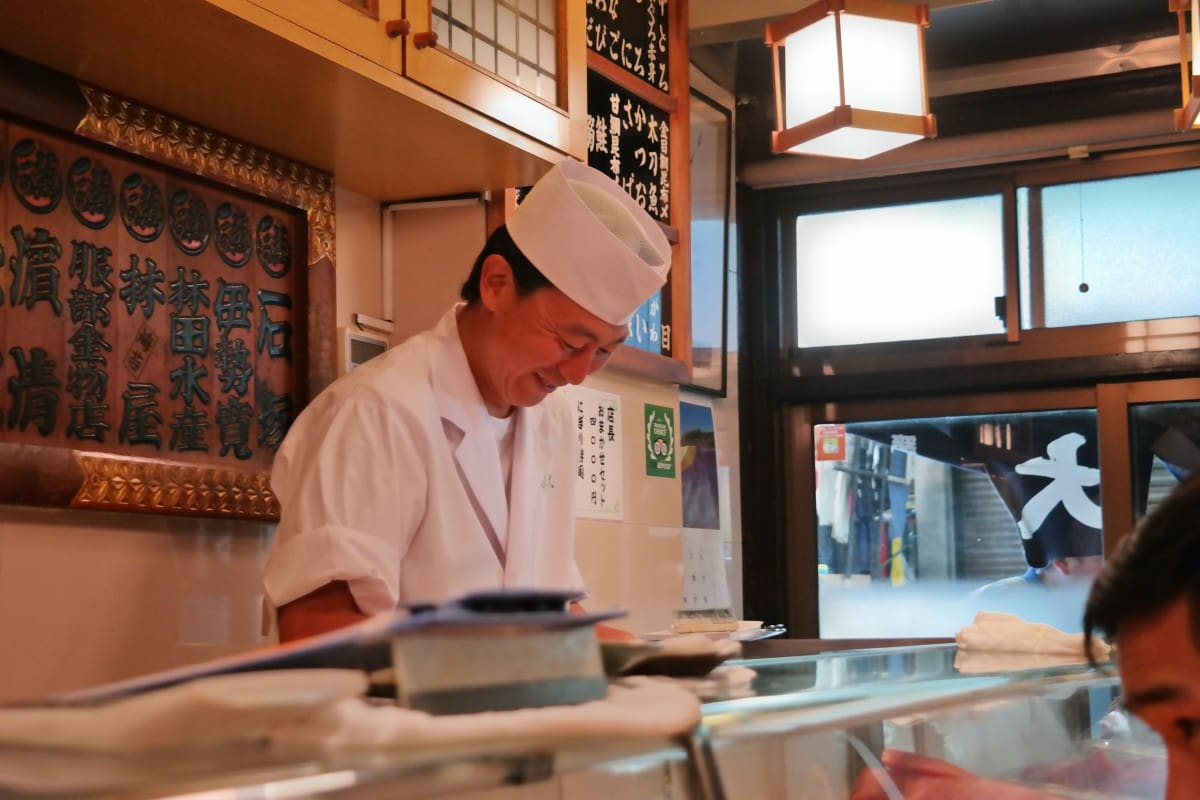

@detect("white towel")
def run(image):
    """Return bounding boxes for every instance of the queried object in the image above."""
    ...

[0,670,367,753]
[269,676,702,755]
[955,611,1112,661]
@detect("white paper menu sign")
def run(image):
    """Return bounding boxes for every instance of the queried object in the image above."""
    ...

[561,384,624,520]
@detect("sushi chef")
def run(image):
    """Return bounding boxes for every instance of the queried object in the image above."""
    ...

[1085,469,1200,797]
[263,159,670,643]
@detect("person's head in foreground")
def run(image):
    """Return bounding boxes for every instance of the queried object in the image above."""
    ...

[457,159,670,417]
[1084,468,1200,799]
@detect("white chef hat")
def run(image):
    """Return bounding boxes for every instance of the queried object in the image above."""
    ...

[507,159,671,326]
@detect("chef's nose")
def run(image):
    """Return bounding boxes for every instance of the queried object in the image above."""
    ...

[558,349,592,385]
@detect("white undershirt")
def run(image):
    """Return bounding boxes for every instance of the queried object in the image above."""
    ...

[488,413,517,548]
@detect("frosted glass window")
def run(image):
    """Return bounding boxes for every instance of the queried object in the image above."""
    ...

[432,0,557,102]
[450,24,472,59]
[517,60,537,92]
[432,13,450,44]
[474,0,494,36]
[449,0,471,25]
[1018,169,1200,329]
[497,51,518,82]
[795,195,1006,348]
[475,40,496,72]
[496,6,517,50]
[539,29,555,72]
[519,17,537,61]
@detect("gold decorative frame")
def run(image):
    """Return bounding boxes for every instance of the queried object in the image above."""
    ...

[0,83,336,520]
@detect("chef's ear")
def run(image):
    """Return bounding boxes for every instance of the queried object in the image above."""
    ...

[478,254,516,311]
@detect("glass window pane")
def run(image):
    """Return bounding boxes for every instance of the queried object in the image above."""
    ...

[474,0,494,38]
[690,94,731,389]
[475,40,496,72]
[449,0,471,26]
[432,13,450,45]
[497,51,518,83]
[517,59,537,92]
[1019,169,1200,329]
[519,16,537,62]
[1129,399,1200,520]
[497,5,516,50]
[450,23,473,59]
[815,408,1104,637]
[536,72,556,102]
[539,28,555,73]
[538,0,555,28]
[794,195,1006,348]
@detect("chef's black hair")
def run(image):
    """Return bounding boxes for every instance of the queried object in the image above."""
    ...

[460,224,552,303]
[1082,467,1200,664]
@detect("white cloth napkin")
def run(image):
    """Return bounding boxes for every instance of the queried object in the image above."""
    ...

[663,665,758,701]
[955,611,1112,662]
[0,670,367,753]
[269,676,702,755]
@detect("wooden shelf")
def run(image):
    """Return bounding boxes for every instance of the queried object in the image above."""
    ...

[606,345,691,384]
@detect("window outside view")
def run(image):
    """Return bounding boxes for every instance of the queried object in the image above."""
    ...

[816,409,1106,637]
[815,403,1200,638]
[1129,400,1200,520]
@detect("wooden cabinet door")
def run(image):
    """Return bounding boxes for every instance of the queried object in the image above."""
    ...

[242,0,404,70]
[401,0,585,158]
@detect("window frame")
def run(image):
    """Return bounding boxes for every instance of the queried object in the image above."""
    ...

[740,141,1200,636]
[775,143,1200,392]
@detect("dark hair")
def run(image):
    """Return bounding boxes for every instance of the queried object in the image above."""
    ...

[1082,468,1200,664]
[460,223,552,302]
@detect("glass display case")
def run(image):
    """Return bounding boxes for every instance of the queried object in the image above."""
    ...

[0,644,1166,799]
[706,643,1166,798]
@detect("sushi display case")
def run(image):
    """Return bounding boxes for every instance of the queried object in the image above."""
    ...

[0,643,1167,799]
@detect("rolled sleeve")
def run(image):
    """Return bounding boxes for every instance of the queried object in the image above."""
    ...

[265,395,429,615]
[263,523,401,614]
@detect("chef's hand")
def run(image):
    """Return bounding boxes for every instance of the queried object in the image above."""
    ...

[570,601,640,642]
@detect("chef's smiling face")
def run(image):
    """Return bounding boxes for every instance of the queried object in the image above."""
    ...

[1117,598,1200,799]
[476,254,627,416]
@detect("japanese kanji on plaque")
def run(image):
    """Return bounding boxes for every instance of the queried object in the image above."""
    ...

[0,112,325,520]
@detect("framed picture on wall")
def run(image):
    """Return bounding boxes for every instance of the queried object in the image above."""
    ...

[684,87,732,396]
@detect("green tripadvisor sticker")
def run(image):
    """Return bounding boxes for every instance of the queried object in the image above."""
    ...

[644,403,675,478]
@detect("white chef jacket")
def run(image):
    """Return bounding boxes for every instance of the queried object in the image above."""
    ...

[263,306,584,614]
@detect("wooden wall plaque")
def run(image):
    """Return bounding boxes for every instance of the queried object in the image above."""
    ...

[0,76,335,521]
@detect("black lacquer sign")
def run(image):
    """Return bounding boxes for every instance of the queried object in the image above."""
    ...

[586,70,671,224]
[0,122,303,471]
[585,0,669,92]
